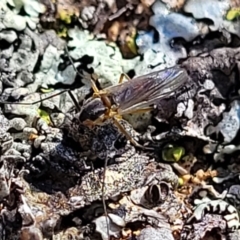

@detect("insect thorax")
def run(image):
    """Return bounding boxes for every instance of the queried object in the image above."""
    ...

[79,98,107,123]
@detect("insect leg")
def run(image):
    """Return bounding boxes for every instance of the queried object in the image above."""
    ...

[118,73,131,83]
[91,79,101,94]
[88,74,111,99]
[113,116,153,150]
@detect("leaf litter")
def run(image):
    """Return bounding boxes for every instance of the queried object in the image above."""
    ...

[0,0,240,239]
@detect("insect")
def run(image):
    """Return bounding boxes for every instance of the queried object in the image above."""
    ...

[0,53,189,240]
[0,65,189,148]
[77,66,189,148]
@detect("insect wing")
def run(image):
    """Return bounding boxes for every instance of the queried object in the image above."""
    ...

[105,67,189,113]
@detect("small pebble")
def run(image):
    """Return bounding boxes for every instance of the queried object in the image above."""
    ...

[9,118,27,131]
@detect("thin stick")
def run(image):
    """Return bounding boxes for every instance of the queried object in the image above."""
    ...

[102,157,110,239]
[64,46,86,81]
[68,90,81,112]
[64,46,87,112]
[66,45,110,238]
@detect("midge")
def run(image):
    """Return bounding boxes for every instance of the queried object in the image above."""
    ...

[0,64,189,148]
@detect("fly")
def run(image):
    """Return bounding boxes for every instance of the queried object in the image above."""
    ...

[75,66,189,148]
[0,53,189,148]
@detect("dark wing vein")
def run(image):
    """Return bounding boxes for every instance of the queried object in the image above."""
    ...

[106,67,189,110]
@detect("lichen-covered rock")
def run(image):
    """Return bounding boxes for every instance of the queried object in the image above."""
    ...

[9,118,27,131]
[67,155,178,211]
[0,110,13,155]
[68,27,140,88]
[0,1,239,239]
[2,10,27,31]
[206,100,240,143]
[151,1,205,43]
[181,214,228,240]
[0,0,45,31]
[134,0,205,73]
[8,34,39,72]
[184,0,240,37]
[137,227,174,240]
[0,30,17,43]
[171,46,240,142]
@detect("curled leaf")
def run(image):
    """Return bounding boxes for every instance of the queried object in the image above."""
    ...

[226,8,240,21]
[162,144,185,162]
[37,109,51,125]
[40,88,54,93]
[126,28,138,55]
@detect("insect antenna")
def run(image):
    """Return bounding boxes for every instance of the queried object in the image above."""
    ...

[0,89,69,105]
[0,47,85,112]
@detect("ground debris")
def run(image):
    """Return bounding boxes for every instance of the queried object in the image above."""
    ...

[0,0,240,239]
[66,154,178,211]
